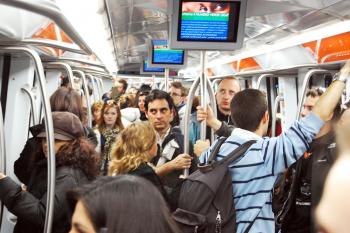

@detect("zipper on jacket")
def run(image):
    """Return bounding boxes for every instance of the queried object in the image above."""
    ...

[215,211,222,233]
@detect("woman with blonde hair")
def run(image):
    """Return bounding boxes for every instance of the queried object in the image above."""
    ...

[109,122,175,208]
[95,100,124,175]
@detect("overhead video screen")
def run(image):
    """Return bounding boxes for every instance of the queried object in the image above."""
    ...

[152,39,185,65]
[169,0,247,50]
[179,1,240,42]
[141,57,165,75]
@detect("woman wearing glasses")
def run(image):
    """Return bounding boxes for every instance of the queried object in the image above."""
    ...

[94,100,124,175]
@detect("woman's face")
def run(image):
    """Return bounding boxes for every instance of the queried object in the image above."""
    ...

[42,139,69,158]
[103,106,118,128]
[138,95,146,112]
[69,201,96,233]
[93,108,102,122]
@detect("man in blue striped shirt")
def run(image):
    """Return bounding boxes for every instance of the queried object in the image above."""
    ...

[200,61,350,233]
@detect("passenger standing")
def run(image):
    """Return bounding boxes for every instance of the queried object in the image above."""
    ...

[145,90,196,190]
[115,78,128,95]
[276,88,342,233]
[14,87,97,185]
[108,122,174,208]
[94,100,124,175]
[0,112,100,233]
[199,60,350,233]
[91,101,103,127]
[67,176,181,233]
[169,82,187,132]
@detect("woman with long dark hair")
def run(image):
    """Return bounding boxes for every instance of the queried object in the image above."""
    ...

[67,176,181,233]
[0,112,100,233]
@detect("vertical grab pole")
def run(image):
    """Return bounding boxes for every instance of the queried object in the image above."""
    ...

[206,78,217,143]
[0,47,56,233]
[199,51,207,141]
[73,70,92,128]
[92,76,101,100]
[0,102,5,232]
[165,68,169,92]
[183,76,200,177]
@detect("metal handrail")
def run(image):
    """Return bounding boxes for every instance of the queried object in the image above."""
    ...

[85,74,98,103]
[199,51,207,141]
[272,95,284,137]
[183,76,200,177]
[73,70,92,128]
[51,58,108,72]
[44,62,74,85]
[256,74,274,89]
[21,85,38,125]
[0,0,93,54]
[0,46,55,233]
[1,39,85,54]
[0,102,6,232]
[94,77,103,99]
[207,78,217,143]
[164,69,169,92]
[98,78,105,95]
[297,69,330,120]
[211,79,221,92]
[92,76,101,100]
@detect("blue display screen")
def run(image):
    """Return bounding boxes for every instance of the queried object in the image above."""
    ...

[178,1,240,42]
[143,58,165,72]
[152,40,185,64]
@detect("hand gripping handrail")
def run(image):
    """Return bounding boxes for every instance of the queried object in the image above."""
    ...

[0,0,93,55]
[73,70,92,128]
[44,62,74,85]
[296,69,330,120]
[0,46,55,233]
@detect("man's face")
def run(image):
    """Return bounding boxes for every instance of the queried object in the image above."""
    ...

[116,82,125,94]
[169,87,183,107]
[146,99,173,133]
[300,96,319,118]
[216,79,240,115]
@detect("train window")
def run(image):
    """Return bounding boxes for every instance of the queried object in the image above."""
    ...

[169,0,247,50]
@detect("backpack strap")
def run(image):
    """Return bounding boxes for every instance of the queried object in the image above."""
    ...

[221,140,257,165]
[207,137,227,162]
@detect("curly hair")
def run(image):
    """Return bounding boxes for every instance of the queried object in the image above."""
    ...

[56,138,100,180]
[109,122,156,175]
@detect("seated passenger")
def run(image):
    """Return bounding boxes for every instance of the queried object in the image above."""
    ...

[0,111,100,233]
[67,176,181,233]
[94,100,124,175]
[199,60,350,233]
[14,87,97,185]
[108,122,173,208]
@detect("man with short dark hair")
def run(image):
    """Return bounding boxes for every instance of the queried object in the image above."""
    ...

[145,89,196,189]
[199,61,350,233]
[169,82,188,131]
[278,87,342,233]
[116,79,128,95]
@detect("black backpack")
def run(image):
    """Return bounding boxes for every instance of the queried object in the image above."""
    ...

[172,138,256,233]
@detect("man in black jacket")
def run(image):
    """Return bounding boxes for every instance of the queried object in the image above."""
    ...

[275,88,342,233]
[145,90,197,189]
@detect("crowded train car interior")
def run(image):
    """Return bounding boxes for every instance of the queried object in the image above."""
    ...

[0,0,350,233]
